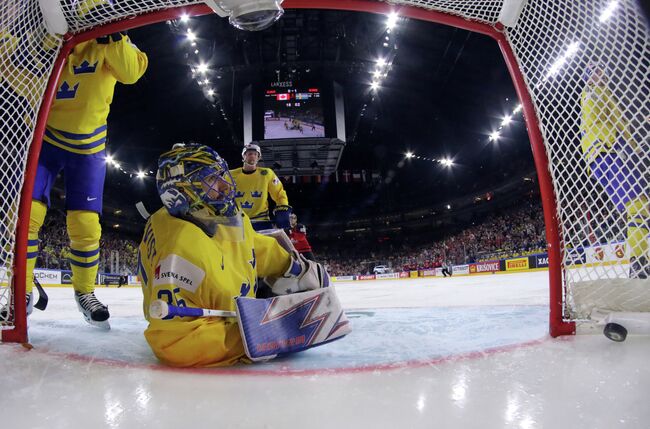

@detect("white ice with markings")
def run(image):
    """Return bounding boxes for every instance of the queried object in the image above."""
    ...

[1,271,648,428]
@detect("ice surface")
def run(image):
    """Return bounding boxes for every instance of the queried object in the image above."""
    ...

[1,271,648,428]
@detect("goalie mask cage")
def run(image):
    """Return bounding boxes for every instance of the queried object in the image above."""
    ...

[1,0,648,342]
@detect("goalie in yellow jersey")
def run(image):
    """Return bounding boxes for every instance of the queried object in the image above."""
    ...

[580,62,649,278]
[137,144,339,367]
[230,143,292,231]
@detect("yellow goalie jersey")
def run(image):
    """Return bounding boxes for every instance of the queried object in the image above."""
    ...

[580,85,632,163]
[229,167,289,223]
[44,35,148,155]
[137,209,291,367]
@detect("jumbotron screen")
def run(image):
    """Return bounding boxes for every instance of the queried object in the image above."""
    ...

[263,87,325,139]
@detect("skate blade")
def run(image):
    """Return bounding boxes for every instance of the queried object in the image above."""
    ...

[82,317,111,330]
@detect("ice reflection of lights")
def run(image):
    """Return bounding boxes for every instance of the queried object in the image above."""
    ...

[505,393,519,422]
[451,372,467,406]
[135,385,151,413]
[416,394,426,412]
[104,395,124,428]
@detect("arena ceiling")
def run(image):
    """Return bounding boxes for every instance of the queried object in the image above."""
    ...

[61,8,538,235]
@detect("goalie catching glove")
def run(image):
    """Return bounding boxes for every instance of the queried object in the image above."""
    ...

[264,250,330,295]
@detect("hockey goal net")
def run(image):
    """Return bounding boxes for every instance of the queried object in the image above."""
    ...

[1,0,648,342]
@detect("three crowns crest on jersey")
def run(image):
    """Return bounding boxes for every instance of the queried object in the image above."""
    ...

[73,60,98,74]
[56,81,80,99]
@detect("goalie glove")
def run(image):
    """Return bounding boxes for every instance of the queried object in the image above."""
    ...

[274,205,292,229]
[265,250,330,295]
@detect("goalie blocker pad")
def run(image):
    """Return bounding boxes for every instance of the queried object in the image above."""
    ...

[235,287,351,361]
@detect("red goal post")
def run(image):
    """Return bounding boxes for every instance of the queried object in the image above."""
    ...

[1,0,648,343]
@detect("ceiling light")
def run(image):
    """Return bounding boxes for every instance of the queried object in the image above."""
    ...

[386,12,399,30]
[197,63,209,74]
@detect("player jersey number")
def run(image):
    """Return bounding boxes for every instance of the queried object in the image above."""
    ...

[157,288,186,319]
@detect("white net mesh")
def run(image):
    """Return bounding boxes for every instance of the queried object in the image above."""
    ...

[504,0,650,319]
[59,1,202,34]
[1,1,61,329]
[0,0,648,335]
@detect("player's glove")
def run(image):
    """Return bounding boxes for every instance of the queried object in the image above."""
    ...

[264,250,330,295]
[274,205,292,229]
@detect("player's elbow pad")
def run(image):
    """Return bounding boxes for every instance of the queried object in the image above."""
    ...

[264,251,330,295]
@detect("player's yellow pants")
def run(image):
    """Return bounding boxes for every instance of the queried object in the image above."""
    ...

[26,200,47,295]
[626,196,649,259]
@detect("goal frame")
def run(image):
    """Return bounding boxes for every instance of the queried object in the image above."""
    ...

[4,0,574,343]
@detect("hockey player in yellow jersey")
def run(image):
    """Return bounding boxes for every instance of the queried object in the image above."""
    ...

[580,62,649,278]
[230,143,292,231]
[138,144,332,367]
[27,26,148,327]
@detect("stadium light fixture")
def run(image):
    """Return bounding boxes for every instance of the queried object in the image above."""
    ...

[180,14,190,23]
[546,41,580,78]
[501,115,512,126]
[197,62,209,74]
[446,204,451,210]
[105,154,113,164]
[441,158,454,167]
[405,152,414,158]
[370,81,380,91]
[599,1,619,23]
[489,131,500,141]
[513,104,523,113]
[186,29,197,41]
[207,89,215,96]
[136,171,146,179]
[376,58,387,68]
[113,162,120,169]
[386,12,399,30]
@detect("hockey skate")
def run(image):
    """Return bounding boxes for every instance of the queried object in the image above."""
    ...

[0,293,33,320]
[74,291,110,329]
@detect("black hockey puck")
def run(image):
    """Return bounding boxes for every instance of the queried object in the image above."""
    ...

[603,323,627,342]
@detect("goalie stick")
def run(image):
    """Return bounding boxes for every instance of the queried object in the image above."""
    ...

[148,299,236,319]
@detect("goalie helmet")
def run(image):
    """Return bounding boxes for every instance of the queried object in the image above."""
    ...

[156,144,238,226]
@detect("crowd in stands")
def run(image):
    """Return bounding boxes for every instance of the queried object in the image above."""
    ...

[36,209,139,275]
[32,201,546,278]
[320,202,546,276]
